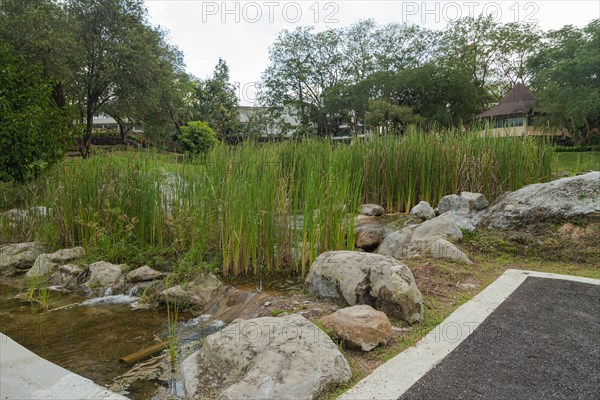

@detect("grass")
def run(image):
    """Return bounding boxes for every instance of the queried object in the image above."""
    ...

[554,151,599,175]
[0,131,554,277]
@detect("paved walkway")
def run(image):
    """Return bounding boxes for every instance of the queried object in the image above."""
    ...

[340,270,600,400]
[0,334,127,399]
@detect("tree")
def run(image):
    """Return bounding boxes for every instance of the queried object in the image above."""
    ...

[528,20,600,143]
[179,121,219,157]
[192,59,241,142]
[0,43,71,182]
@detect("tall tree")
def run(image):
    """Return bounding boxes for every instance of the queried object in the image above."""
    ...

[68,0,150,156]
[192,59,241,141]
[529,20,600,142]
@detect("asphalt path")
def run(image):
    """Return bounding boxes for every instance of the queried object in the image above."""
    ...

[399,277,600,400]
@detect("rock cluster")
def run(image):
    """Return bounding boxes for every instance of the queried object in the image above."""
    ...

[305,251,424,324]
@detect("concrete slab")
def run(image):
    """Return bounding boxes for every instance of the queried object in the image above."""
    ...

[0,334,128,399]
[339,269,600,400]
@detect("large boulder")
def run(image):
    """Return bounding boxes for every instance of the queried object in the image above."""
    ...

[430,239,472,264]
[461,192,489,210]
[412,215,463,242]
[376,215,471,263]
[376,228,418,260]
[482,172,600,228]
[0,242,47,276]
[77,261,125,292]
[126,266,165,283]
[306,251,423,323]
[26,246,85,277]
[321,305,392,351]
[437,194,470,215]
[410,201,435,221]
[49,264,83,289]
[159,272,224,307]
[182,314,351,400]
[359,204,384,217]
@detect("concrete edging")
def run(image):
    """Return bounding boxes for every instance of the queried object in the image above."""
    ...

[338,269,600,400]
[0,334,127,400]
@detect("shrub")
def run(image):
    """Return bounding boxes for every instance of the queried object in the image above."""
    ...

[178,121,219,157]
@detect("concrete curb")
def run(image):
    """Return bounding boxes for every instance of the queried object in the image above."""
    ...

[0,334,128,399]
[338,269,600,400]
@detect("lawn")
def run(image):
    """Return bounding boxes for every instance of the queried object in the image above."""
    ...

[554,151,600,175]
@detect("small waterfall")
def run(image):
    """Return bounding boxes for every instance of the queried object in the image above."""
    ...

[81,286,139,306]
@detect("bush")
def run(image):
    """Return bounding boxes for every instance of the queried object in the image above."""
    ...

[178,121,219,157]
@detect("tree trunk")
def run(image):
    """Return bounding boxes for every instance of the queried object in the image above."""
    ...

[79,110,94,158]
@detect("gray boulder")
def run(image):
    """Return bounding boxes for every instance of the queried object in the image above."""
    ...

[410,201,435,220]
[437,194,470,215]
[430,239,472,264]
[376,228,419,260]
[49,264,83,289]
[482,172,600,229]
[26,246,85,277]
[412,215,463,242]
[159,272,223,307]
[77,261,125,292]
[461,192,489,210]
[443,212,477,233]
[306,251,423,323]
[359,204,384,216]
[126,266,165,283]
[0,242,47,276]
[183,314,351,400]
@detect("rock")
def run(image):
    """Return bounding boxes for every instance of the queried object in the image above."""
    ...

[412,215,463,242]
[187,314,351,400]
[321,305,392,351]
[443,212,476,232]
[377,216,471,263]
[78,261,124,291]
[460,192,488,210]
[159,272,223,307]
[410,201,435,221]
[437,194,470,215]
[49,264,83,289]
[430,239,472,263]
[355,225,385,251]
[126,266,165,283]
[376,228,418,259]
[26,246,85,277]
[0,242,47,276]
[359,204,384,217]
[434,207,440,216]
[306,251,423,323]
[482,172,600,229]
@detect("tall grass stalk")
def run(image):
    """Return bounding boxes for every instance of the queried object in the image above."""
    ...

[2,131,554,276]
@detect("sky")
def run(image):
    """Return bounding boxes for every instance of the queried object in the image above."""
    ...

[145,1,600,105]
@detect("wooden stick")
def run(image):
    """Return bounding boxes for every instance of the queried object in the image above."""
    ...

[119,342,168,364]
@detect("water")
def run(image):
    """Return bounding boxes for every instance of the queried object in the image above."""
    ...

[0,282,210,399]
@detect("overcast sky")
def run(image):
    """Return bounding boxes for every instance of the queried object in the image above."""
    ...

[145,1,599,104]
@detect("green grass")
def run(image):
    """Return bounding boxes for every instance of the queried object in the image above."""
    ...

[0,132,554,277]
[554,151,600,175]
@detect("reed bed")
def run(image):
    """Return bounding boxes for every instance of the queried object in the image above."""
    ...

[0,131,553,276]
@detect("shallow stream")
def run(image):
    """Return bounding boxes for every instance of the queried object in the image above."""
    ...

[0,282,213,399]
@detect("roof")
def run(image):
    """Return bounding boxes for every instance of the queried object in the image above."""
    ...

[478,83,536,118]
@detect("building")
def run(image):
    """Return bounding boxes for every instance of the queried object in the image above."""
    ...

[92,113,143,133]
[477,83,568,138]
